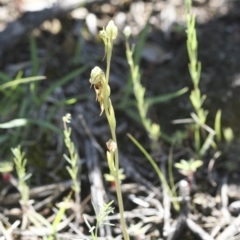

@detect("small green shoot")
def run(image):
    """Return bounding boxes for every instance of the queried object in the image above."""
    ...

[185,0,209,156]
[124,25,188,143]
[175,159,202,176]
[12,146,31,206]
[175,158,202,185]
[48,192,72,240]
[124,26,160,142]
[83,200,115,240]
[62,113,81,225]
[122,16,150,103]
[62,113,80,194]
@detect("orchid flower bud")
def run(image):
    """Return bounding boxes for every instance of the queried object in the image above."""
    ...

[106,139,117,152]
[123,26,131,38]
[106,20,118,40]
[89,66,105,86]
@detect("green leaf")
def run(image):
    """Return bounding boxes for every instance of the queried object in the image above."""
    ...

[192,160,203,169]
[40,66,89,102]
[127,133,179,211]
[22,173,32,182]
[0,119,28,128]
[214,109,222,142]
[174,163,186,170]
[52,192,72,235]
[146,87,189,106]
[0,76,45,90]
[63,154,72,164]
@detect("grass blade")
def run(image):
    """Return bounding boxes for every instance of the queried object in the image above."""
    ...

[40,66,88,102]
[0,76,45,90]
[214,109,222,142]
[127,133,179,211]
[146,87,189,106]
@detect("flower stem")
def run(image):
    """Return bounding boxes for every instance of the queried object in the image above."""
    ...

[115,174,129,240]
[104,36,129,240]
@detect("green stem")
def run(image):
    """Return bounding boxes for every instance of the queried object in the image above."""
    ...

[94,221,99,240]
[127,133,180,212]
[105,40,113,85]
[195,124,200,157]
[114,174,129,240]
[104,38,129,240]
[104,103,129,240]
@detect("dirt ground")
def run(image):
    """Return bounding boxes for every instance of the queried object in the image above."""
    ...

[0,0,240,239]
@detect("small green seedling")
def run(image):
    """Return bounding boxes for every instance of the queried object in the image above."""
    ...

[175,158,202,188]
[62,113,80,194]
[12,146,31,206]
[62,113,81,226]
[175,159,202,176]
[83,200,115,240]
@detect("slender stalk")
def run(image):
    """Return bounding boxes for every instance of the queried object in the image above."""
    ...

[105,40,113,85]
[195,124,200,157]
[89,21,129,240]
[115,174,129,240]
[104,35,129,240]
